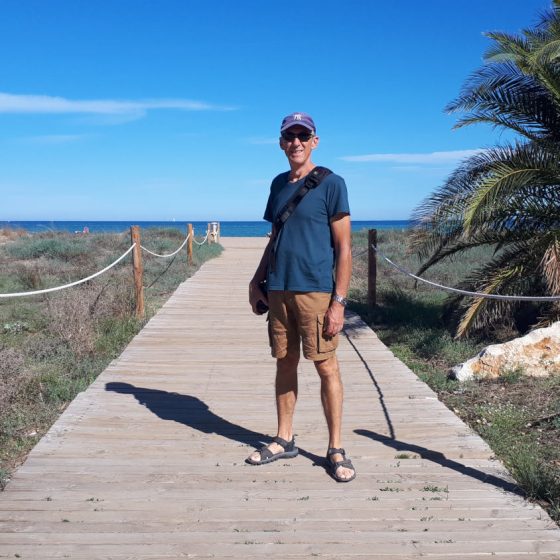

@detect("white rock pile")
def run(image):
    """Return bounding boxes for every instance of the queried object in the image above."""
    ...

[450,321,560,382]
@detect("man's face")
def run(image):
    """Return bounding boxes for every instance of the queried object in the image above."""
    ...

[279,125,319,166]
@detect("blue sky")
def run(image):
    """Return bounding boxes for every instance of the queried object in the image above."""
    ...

[0,0,549,221]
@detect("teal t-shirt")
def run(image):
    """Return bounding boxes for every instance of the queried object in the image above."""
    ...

[264,170,350,293]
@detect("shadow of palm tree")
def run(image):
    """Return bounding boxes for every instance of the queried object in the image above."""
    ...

[355,428,523,497]
[105,382,322,466]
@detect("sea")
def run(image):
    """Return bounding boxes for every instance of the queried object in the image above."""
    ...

[0,220,410,237]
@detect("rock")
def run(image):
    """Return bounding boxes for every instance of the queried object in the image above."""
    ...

[450,322,560,382]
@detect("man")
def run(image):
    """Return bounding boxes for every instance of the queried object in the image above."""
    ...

[247,112,355,482]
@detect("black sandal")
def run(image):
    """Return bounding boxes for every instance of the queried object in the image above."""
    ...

[326,447,356,482]
[246,436,299,465]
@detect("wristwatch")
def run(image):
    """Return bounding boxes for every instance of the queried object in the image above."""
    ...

[332,294,348,307]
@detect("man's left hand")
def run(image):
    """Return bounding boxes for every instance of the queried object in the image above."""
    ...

[323,302,345,338]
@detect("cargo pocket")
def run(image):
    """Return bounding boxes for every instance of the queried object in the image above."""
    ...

[317,314,338,354]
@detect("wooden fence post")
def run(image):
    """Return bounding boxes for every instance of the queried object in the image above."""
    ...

[368,229,377,310]
[130,225,144,319]
[187,223,193,266]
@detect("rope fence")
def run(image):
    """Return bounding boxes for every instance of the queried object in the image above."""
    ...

[140,232,192,258]
[192,231,210,246]
[0,223,219,318]
[356,228,560,305]
[372,245,560,302]
[2,224,558,319]
[351,247,369,259]
[0,244,136,299]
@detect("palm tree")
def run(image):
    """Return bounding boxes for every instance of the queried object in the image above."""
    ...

[410,1,560,337]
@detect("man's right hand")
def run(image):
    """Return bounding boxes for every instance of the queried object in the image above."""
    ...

[249,280,268,315]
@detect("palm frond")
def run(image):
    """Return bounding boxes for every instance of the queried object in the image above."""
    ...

[413,228,536,278]
[453,245,541,337]
[462,143,560,232]
[540,234,560,294]
[533,39,560,65]
[447,63,560,140]
[412,3,560,337]
[484,32,531,68]
[410,143,560,264]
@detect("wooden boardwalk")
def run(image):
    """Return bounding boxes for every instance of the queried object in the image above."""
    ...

[1,237,559,559]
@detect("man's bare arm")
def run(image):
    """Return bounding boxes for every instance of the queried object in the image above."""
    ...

[248,226,276,314]
[323,214,351,337]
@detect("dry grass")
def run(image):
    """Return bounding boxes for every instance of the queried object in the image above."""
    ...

[45,286,100,356]
[0,227,29,245]
[0,228,222,488]
[0,347,26,410]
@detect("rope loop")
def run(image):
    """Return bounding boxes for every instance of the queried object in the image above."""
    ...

[192,231,209,246]
[0,244,136,298]
[351,247,369,259]
[372,245,560,302]
[140,232,191,258]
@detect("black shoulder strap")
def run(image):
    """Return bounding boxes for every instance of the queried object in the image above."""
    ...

[273,166,332,233]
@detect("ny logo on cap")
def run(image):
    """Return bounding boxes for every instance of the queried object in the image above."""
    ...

[293,113,302,120]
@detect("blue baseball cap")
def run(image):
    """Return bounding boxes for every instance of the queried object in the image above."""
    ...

[280,112,316,133]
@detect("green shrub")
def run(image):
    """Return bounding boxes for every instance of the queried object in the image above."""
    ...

[96,317,142,358]
[38,367,96,404]
[0,467,9,490]
[8,237,90,261]
[499,366,525,384]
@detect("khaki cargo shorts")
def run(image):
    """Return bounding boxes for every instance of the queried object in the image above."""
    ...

[267,291,338,361]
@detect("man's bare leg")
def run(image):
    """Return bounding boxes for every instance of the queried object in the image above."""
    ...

[314,355,354,481]
[248,351,299,462]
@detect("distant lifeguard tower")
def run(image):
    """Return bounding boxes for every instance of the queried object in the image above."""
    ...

[208,221,220,243]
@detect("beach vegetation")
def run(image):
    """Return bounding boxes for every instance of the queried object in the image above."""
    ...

[351,227,560,524]
[409,1,560,338]
[0,227,221,489]
[7,235,91,261]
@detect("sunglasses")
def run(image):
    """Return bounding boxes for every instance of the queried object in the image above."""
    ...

[281,131,314,142]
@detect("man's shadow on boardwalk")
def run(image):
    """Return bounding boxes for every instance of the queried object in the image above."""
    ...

[105,382,323,466]
[343,319,523,497]
[354,429,524,497]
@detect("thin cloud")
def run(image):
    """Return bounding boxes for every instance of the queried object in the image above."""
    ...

[0,92,236,116]
[75,113,147,126]
[339,149,483,164]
